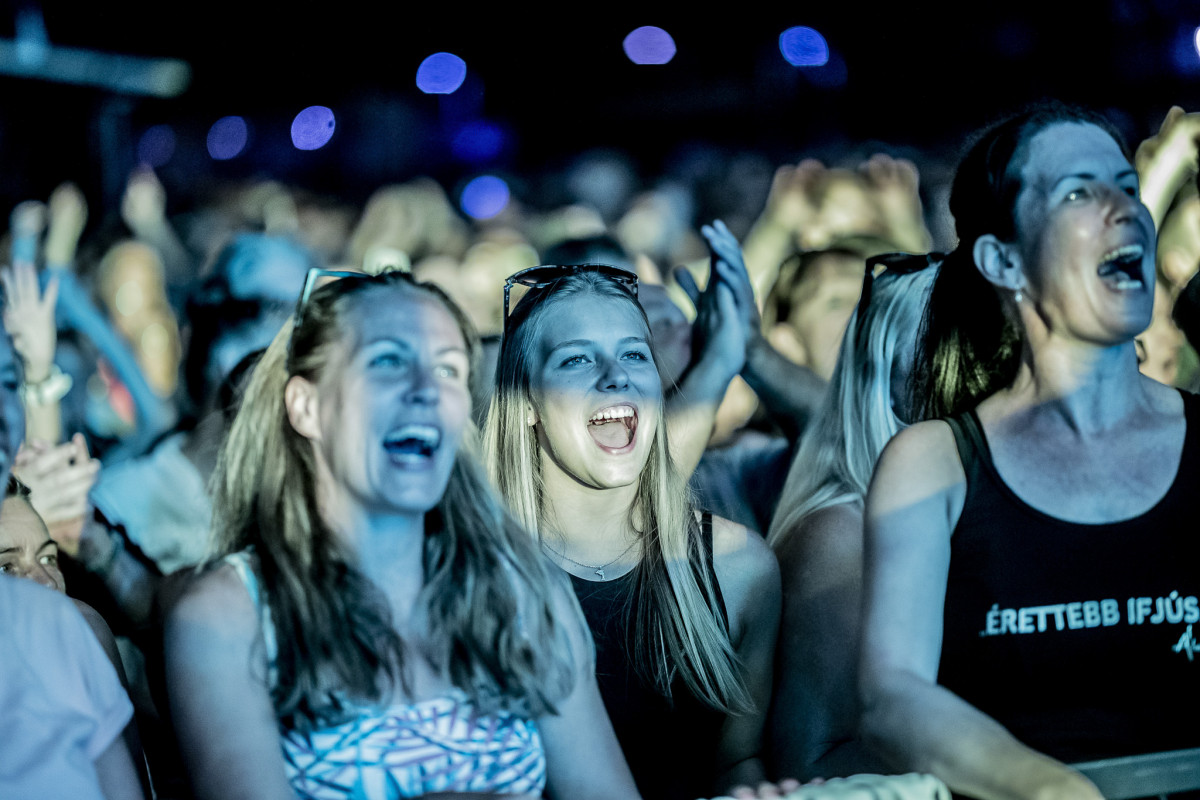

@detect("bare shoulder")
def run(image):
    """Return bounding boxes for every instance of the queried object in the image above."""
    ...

[776,501,864,589]
[706,514,781,643]
[869,419,964,519]
[164,562,259,645]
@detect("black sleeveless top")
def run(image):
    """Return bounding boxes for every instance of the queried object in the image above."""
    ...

[939,392,1200,762]
[569,512,728,800]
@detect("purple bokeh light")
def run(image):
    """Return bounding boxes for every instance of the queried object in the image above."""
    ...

[460,175,510,220]
[416,53,468,94]
[137,124,176,167]
[291,106,336,151]
[623,26,676,65]
[780,26,829,67]
[207,116,248,160]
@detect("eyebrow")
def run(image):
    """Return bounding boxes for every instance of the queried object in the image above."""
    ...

[549,336,648,353]
[1052,169,1138,189]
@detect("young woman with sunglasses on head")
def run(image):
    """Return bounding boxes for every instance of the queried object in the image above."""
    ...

[767,257,937,781]
[163,269,640,800]
[484,224,781,800]
[860,103,1200,800]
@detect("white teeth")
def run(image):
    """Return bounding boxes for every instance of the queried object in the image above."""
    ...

[589,405,635,424]
[385,424,440,446]
[1098,244,1144,268]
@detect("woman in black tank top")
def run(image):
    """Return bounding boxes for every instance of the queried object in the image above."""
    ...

[483,224,782,800]
[859,103,1200,800]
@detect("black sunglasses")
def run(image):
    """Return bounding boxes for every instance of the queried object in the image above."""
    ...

[857,251,944,322]
[502,264,639,332]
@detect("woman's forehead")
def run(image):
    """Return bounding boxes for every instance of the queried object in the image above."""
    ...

[1019,122,1128,187]
[537,293,646,340]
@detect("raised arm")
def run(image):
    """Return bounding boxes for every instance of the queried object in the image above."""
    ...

[162,565,294,800]
[538,583,643,800]
[859,422,1099,800]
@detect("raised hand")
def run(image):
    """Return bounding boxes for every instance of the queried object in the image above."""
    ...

[701,219,761,350]
[1136,106,1200,226]
[120,167,168,233]
[44,182,88,268]
[1,260,59,383]
[13,434,100,556]
[859,153,931,252]
[764,160,826,236]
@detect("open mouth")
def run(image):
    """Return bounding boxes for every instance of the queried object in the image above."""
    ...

[587,404,638,452]
[383,424,441,461]
[1097,244,1145,291]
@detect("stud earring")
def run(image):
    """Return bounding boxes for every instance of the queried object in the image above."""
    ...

[1014,289,1024,304]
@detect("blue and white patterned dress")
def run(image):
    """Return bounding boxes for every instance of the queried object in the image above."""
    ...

[225,552,546,799]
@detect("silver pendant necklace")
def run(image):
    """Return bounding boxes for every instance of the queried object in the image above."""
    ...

[541,538,639,580]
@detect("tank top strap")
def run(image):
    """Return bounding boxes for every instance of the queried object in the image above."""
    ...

[698,511,730,629]
[222,550,279,687]
[942,410,992,499]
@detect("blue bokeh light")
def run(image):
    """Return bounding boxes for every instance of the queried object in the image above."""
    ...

[207,116,248,160]
[460,175,510,220]
[451,120,507,163]
[137,124,176,167]
[623,26,676,65]
[779,26,829,67]
[416,53,468,94]
[1170,26,1200,75]
[291,105,336,150]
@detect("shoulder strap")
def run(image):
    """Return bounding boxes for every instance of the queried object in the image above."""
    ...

[222,551,279,687]
[698,511,730,628]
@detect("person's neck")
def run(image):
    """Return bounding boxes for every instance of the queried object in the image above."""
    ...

[539,466,640,564]
[320,478,426,624]
[1004,334,1151,434]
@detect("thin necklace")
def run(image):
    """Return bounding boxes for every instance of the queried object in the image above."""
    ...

[541,537,639,580]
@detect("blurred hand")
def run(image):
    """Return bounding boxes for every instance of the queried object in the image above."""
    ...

[43,182,88,267]
[729,777,805,798]
[1,260,59,382]
[764,160,826,235]
[859,153,931,252]
[14,434,100,556]
[1136,106,1200,177]
[701,219,762,347]
[10,200,47,240]
[121,167,168,231]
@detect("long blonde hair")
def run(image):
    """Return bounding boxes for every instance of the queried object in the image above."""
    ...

[768,265,937,547]
[211,271,576,730]
[483,272,751,713]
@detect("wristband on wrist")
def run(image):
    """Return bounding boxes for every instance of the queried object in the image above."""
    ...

[22,364,72,407]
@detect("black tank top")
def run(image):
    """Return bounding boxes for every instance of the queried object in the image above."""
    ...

[569,512,728,800]
[938,392,1200,762]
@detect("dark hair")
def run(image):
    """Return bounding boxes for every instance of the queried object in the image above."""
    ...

[183,234,318,413]
[5,474,29,498]
[913,102,1128,420]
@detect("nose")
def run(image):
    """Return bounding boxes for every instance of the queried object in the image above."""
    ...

[1107,184,1141,227]
[405,364,440,405]
[596,356,630,391]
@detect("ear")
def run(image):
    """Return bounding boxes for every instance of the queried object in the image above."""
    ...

[973,234,1026,293]
[525,403,538,427]
[284,375,322,442]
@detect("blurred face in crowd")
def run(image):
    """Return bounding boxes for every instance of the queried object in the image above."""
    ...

[769,252,864,381]
[637,283,691,390]
[0,496,64,592]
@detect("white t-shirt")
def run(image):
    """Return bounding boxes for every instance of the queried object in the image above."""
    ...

[91,431,212,573]
[0,576,133,800]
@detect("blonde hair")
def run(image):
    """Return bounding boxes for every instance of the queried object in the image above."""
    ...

[768,266,938,547]
[483,272,751,712]
[211,271,576,730]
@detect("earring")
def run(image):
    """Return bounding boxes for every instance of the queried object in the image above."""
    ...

[526,413,536,426]
[1014,289,1024,304]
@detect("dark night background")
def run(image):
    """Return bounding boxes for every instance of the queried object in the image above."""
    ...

[0,0,1197,231]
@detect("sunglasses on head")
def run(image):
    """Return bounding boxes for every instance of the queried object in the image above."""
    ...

[502,264,639,332]
[857,251,944,322]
